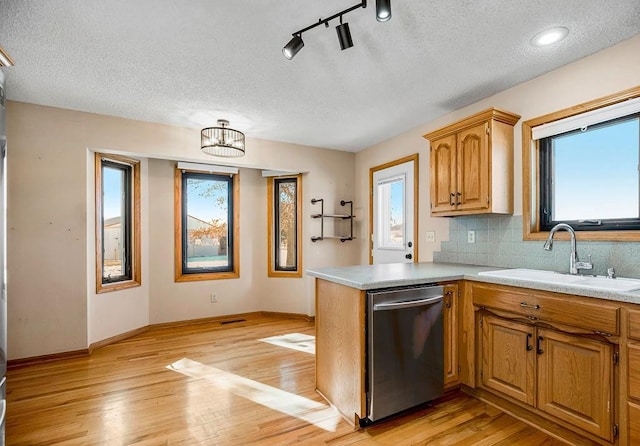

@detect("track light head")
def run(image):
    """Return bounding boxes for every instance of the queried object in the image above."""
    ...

[376,0,391,22]
[336,21,353,50]
[283,35,304,60]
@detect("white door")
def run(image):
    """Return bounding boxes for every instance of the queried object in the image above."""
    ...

[372,159,415,264]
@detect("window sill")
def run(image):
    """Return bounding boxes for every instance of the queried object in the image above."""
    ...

[524,227,640,242]
[175,271,240,282]
[268,270,303,278]
[96,279,141,294]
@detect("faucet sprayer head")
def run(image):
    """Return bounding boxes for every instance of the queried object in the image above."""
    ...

[543,239,553,251]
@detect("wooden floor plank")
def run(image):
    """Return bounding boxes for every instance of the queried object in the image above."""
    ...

[7,316,566,445]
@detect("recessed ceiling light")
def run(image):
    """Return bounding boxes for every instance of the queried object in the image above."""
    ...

[531,27,569,47]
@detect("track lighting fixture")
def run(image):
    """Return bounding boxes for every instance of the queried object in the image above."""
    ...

[282,0,391,60]
[336,17,353,51]
[283,35,304,60]
[376,0,391,22]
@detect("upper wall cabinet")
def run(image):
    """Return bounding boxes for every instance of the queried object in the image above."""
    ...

[423,108,520,216]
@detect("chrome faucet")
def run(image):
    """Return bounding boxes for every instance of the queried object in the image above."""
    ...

[543,223,593,275]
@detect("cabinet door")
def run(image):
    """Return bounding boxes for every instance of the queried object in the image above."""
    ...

[629,402,640,445]
[429,135,457,213]
[443,284,458,388]
[537,328,613,441]
[480,315,536,405]
[456,122,489,212]
[629,342,640,401]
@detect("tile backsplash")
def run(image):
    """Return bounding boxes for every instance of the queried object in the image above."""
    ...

[433,215,640,279]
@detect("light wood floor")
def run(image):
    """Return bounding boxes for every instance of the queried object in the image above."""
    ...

[7,315,566,445]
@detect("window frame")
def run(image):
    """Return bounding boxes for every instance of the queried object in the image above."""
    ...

[267,174,302,278]
[95,153,141,293]
[174,167,240,282]
[522,85,640,241]
[538,114,640,232]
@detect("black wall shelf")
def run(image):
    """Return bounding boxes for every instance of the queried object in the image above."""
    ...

[310,198,355,242]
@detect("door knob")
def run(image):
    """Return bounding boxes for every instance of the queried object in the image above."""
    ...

[405,253,412,260]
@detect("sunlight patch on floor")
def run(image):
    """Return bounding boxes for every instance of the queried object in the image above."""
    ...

[166,358,339,432]
[258,332,315,354]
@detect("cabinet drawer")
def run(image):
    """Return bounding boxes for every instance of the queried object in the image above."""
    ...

[531,293,618,335]
[472,283,619,335]
[629,343,640,401]
[472,283,532,317]
[629,401,640,444]
[629,309,640,340]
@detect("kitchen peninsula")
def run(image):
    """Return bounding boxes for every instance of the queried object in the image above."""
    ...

[306,262,498,426]
[307,262,640,445]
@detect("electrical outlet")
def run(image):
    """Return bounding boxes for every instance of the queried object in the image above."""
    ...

[426,231,436,242]
[467,230,476,244]
[210,292,217,303]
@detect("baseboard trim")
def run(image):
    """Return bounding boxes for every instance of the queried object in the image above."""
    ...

[261,311,315,322]
[9,311,315,367]
[148,312,264,330]
[88,326,150,354]
[8,349,90,370]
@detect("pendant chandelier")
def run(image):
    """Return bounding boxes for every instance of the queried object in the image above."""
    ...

[201,119,246,157]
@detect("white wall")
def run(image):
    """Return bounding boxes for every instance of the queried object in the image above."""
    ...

[86,154,150,345]
[7,104,359,359]
[355,34,640,265]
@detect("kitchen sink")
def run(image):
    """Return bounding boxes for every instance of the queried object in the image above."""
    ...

[477,268,640,292]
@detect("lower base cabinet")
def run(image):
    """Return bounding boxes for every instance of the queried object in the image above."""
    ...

[629,401,640,443]
[443,283,459,388]
[480,313,615,442]
[537,328,613,441]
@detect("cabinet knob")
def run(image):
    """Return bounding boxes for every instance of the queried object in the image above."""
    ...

[405,253,412,260]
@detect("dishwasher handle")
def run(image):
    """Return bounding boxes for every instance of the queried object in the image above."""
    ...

[373,295,442,311]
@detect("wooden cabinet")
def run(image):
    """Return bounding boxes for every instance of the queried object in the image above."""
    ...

[474,283,618,443]
[443,283,459,388]
[629,402,640,444]
[627,310,640,444]
[537,328,613,441]
[424,108,520,216]
[480,314,535,405]
[313,279,464,425]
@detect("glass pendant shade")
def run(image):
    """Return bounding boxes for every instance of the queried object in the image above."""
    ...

[201,120,246,157]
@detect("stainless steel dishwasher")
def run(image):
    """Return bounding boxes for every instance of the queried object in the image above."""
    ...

[366,285,444,422]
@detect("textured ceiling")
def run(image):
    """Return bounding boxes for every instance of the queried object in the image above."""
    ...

[1,0,639,152]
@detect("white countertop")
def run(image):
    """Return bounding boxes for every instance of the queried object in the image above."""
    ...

[306,262,640,305]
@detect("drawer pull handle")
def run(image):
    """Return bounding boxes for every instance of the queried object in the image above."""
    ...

[526,333,533,351]
[526,315,538,321]
[520,302,540,310]
[594,330,612,337]
[536,335,544,355]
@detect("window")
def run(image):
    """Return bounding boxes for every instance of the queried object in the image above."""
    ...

[522,86,640,241]
[539,115,640,231]
[376,174,405,249]
[268,175,302,277]
[174,167,239,281]
[95,153,141,293]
